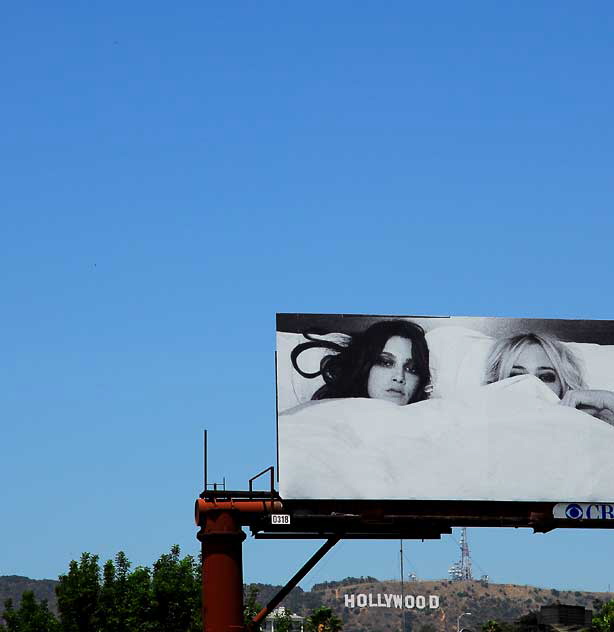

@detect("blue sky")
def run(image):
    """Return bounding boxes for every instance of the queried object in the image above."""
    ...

[2,2,614,592]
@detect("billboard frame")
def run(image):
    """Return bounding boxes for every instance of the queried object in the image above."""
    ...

[276,312,614,505]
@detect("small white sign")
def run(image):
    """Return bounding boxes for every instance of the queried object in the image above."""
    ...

[553,502,614,520]
[271,514,291,525]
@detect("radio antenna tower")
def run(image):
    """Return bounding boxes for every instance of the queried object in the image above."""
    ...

[448,528,473,581]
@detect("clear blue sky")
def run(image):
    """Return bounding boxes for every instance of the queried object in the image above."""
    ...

[2,2,614,592]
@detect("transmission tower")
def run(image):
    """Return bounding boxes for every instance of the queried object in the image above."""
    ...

[448,528,473,581]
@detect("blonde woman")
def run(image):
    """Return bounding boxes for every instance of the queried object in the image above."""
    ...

[485,333,614,425]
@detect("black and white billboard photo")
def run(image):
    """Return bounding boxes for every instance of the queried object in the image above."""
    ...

[276,314,614,502]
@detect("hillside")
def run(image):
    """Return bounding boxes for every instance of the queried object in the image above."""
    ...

[247,578,612,632]
[1,574,611,632]
[0,576,58,613]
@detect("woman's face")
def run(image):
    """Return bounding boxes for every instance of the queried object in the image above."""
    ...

[367,336,420,405]
[508,343,563,397]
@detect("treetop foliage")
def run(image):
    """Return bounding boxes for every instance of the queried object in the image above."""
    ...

[594,600,614,632]
[2,548,329,632]
[305,606,342,632]
[311,577,379,591]
[1,547,201,632]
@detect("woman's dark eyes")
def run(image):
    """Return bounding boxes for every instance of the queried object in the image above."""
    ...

[509,369,557,384]
[375,356,417,373]
[538,373,556,383]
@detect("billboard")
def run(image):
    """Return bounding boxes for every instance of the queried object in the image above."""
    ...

[276,314,614,502]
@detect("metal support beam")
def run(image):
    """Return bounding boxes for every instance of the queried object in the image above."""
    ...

[249,537,340,629]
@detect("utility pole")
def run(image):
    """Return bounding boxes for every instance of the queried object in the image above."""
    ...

[400,539,406,632]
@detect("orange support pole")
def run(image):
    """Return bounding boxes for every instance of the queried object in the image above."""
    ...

[197,510,246,632]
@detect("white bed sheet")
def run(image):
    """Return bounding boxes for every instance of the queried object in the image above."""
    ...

[278,375,614,501]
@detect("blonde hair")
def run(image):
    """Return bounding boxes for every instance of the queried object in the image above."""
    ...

[485,333,586,395]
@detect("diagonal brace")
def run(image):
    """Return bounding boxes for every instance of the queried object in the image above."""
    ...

[249,536,340,629]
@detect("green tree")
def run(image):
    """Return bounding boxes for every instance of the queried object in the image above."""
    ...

[124,565,153,631]
[0,599,16,632]
[272,608,295,632]
[244,586,262,627]
[98,552,134,632]
[150,544,201,632]
[305,606,342,632]
[593,600,614,632]
[56,552,101,632]
[482,621,502,632]
[54,546,201,632]
[0,593,61,632]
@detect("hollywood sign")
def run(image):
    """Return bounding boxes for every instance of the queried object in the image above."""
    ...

[344,593,440,609]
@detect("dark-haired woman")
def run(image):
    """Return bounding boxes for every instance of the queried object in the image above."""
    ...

[291,320,431,405]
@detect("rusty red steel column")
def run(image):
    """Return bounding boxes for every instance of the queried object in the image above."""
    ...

[197,509,246,632]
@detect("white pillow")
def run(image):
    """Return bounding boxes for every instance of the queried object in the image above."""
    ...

[567,342,614,392]
[426,326,494,399]
[276,332,350,412]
